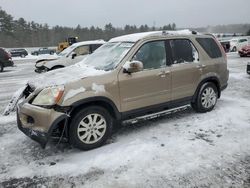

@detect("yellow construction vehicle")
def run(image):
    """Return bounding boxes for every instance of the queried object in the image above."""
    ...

[57,37,78,52]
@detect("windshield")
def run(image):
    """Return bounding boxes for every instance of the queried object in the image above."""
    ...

[83,42,134,71]
[58,45,75,56]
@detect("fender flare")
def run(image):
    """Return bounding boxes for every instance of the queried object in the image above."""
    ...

[192,77,221,103]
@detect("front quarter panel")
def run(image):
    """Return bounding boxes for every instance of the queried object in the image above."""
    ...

[60,71,121,112]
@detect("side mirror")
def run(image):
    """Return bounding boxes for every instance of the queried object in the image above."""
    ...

[123,60,143,74]
[71,52,77,59]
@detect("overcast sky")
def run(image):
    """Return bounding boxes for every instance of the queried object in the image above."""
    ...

[0,0,250,28]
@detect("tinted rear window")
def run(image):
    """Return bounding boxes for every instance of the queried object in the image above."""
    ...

[196,38,222,58]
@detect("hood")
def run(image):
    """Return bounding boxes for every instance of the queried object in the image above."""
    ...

[29,63,108,89]
[36,56,64,68]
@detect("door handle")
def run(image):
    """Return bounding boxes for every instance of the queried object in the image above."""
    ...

[157,71,166,77]
[157,71,170,77]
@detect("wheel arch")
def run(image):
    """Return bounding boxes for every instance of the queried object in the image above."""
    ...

[69,97,121,121]
[192,76,221,103]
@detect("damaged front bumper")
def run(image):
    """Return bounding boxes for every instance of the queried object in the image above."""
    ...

[17,111,48,148]
[16,102,68,148]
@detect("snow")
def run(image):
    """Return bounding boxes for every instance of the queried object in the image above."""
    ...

[11,53,58,62]
[2,63,109,115]
[27,64,108,89]
[122,61,131,70]
[64,87,86,101]
[0,54,250,187]
[2,85,26,115]
[109,29,193,42]
[91,83,105,94]
[70,40,106,47]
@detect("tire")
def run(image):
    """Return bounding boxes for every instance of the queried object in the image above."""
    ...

[69,106,113,150]
[232,46,237,52]
[21,54,25,58]
[50,66,64,71]
[192,82,218,113]
[50,51,54,55]
[0,63,3,72]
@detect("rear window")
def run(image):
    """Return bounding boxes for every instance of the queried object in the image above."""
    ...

[196,38,222,58]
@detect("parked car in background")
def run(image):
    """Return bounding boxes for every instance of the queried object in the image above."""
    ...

[0,48,14,72]
[9,48,28,58]
[14,30,229,150]
[230,38,249,52]
[31,47,56,56]
[238,45,250,57]
[35,40,105,73]
[219,40,230,53]
[247,62,250,74]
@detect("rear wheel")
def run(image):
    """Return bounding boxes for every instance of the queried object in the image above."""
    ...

[232,46,237,52]
[192,82,218,113]
[69,106,113,150]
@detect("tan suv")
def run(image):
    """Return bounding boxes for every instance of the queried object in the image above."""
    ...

[13,30,229,150]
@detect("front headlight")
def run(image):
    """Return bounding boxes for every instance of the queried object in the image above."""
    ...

[32,85,64,106]
[36,61,47,68]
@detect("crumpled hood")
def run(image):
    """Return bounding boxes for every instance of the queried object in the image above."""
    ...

[29,63,108,89]
[36,56,65,68]
[3,63,108,116]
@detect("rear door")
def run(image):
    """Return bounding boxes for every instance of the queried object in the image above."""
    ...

[168,39,202,101]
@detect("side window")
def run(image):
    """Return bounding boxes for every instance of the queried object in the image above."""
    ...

[239,39,247,43]
[91,44,102,53]
[133,41,167,70]
[196,38,222,58]
[170,39,199,64]
[74,45,90,56]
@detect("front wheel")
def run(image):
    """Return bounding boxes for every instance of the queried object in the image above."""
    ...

[69,106,113,150]
[192,82,218,113]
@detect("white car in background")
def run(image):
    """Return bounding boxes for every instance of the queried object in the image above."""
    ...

[230,38,249,52]
[35,40,105,73]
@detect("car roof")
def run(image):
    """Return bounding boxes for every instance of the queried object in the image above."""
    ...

[72,40,106,47]
[109,29,199,43]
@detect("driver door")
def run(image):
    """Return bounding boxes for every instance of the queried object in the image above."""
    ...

[118,40,172,112]
[67,45,90,65]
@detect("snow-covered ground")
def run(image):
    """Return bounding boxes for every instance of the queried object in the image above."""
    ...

[0,54,250,187]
